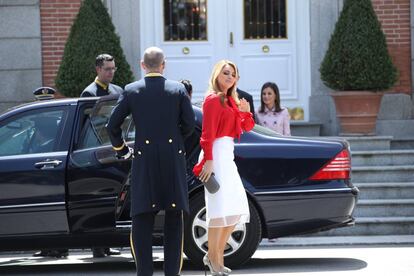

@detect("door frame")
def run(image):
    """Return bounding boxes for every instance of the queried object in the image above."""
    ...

[139,0,311,120]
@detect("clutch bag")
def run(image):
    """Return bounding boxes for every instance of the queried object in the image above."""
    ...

[203,173,220,194]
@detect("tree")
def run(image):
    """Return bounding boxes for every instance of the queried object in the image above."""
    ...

[320,0,397,91]
[55,0,134,97]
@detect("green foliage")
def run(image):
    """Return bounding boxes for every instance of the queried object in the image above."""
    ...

[55,0,134,97]
[320,0,397,91]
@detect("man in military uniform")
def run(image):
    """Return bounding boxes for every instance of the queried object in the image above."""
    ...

[81,53,123,97]
[81,53,122,258]
[31,87,69,258]
[106,47,195,276]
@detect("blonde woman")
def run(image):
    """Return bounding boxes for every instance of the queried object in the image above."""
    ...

[193,60,254,275]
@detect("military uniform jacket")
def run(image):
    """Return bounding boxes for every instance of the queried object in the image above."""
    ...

[106,76,195,216]
[81,81,123,97]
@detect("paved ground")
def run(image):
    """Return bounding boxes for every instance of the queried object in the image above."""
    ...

[0,245,413,275]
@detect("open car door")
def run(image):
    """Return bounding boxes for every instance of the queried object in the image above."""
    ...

[66,95,133,233]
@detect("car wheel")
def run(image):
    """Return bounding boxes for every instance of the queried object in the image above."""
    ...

[184,191,262,268]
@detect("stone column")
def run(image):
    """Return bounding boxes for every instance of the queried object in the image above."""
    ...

[0,0,42,112]
[309,0,343,135]
[106,0,141,80]
[411,0,414,99]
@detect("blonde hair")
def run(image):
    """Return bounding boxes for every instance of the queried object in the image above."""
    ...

[206,60,240,106]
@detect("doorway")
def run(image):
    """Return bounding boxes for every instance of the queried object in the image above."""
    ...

[140,0,310,120]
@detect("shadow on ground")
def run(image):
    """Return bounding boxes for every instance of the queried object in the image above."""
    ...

[235,257,367,273]
[0,256,367,275]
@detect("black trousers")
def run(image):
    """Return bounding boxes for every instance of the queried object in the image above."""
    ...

[131,210,183,276]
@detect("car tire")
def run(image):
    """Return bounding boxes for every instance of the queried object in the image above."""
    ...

[184,191,262,268]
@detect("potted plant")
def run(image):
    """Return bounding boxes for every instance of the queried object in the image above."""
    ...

[320,0,398,135]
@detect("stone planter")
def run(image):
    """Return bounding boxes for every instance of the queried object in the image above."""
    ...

[331,91,384,135]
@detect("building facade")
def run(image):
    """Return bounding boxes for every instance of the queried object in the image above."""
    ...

[0,0,413,136]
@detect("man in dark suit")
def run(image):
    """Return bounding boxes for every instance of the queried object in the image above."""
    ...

[81,53,123,97]
[106,47,195,276]
[82,53,122,258]
[236,71,256,121]
[237,88,255,121]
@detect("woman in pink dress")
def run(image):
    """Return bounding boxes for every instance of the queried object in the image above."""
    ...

[255,82,291,136]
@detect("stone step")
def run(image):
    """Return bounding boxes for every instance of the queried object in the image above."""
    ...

[355,182,414,199]
[351,150,414,166]
[313,217,414,236]
[354,199,414,217]
[377,120,414,139]
[351,165,414,183]
[339,136,393,151]
[391,137,414,150]
[291,122,322,137]
[266,235,414,247]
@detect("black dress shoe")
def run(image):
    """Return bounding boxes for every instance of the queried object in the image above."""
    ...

[104,248,121,256]
[48,249,69,258]
[92,248,106,258]
[33,250,50,257]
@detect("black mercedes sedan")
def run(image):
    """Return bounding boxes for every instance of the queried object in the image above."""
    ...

[0,95,358,267]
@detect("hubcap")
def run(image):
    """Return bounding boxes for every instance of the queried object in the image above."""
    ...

[191,206,247,256]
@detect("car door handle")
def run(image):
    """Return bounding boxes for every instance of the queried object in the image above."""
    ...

[34,159,63,169]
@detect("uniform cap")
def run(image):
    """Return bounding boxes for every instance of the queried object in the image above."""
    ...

[33,87,56,101]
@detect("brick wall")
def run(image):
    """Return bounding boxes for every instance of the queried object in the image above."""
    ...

[373,0,411,94]
[40,0,81,89]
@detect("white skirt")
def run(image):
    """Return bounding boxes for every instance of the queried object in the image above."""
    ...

[202,136,250,228]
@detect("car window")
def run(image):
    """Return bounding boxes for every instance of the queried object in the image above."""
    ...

[126,123,135,142]
[78,100,132,149]
[0,109,66,156]
[252,124,281,137]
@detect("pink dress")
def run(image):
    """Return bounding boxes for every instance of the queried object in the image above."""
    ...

[255,107,291,136]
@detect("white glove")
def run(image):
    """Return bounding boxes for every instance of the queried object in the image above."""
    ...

[118,146,134,160]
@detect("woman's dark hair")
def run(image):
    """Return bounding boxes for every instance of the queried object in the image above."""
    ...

[259,82,282,113]
[180,79,192,98]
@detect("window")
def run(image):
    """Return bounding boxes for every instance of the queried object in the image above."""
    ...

[164,0,208,41]
[78,101,133,149]
[0,109,66,156]
[244,0,287,39]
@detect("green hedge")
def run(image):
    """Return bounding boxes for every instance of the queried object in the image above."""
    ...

[320,0,397,91]
[55,0,134,97]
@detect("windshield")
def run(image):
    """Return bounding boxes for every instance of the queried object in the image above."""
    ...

[251,124,282,137]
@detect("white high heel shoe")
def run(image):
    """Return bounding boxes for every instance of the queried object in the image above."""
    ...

[203,254,225,275]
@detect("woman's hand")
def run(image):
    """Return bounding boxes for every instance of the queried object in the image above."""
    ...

[199,160,213,182]
[239,98,250,113]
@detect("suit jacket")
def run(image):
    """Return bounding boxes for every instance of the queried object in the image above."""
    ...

[237,88,255,121]
[106,76,195,215]
[81,81,123,97]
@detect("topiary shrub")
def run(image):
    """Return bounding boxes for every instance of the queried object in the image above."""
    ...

[320,0,397,91]
[55,0,134,97]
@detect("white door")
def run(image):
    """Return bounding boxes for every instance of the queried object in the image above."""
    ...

[139,0,310,120]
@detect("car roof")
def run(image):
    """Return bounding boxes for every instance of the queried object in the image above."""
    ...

[1,97,203,123]
[0,98,97,118]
